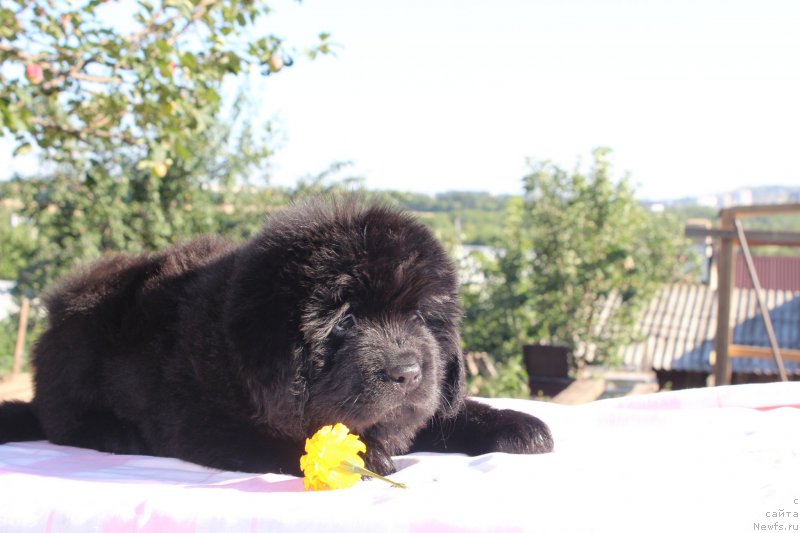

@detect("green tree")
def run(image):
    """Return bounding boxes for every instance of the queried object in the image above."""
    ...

[0,204,35,280]
[1,0,329,160]
[0,0,329,294]
[5,91,287,294]
[462,197,537,363]
[463,149,689,375]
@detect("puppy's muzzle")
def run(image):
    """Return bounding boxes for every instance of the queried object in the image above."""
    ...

[383,361,422,392]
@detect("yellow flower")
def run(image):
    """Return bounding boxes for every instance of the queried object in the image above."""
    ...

[300,423,365,491]
[299,423,407,491]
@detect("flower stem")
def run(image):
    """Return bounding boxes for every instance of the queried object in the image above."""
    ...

[344,460,407,489]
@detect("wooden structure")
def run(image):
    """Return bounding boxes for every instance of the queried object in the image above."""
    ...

[12,297,30,376]
[685,204,800,385]
[522,344,574,397]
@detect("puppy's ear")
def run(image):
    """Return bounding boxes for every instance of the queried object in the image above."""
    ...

[223,242,310,438]
[223,243,296,378]
[438,334,466,418]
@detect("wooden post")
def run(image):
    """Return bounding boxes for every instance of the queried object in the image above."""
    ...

[685,204,800,385]
[733,219,788,381]
[12,297,30,376]
[713,211,734,386]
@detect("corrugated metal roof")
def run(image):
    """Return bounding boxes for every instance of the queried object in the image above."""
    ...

[618,283,800,376]
[735,254,800,291]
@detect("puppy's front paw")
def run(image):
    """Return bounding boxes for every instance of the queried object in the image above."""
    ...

[363,444,396,476]
[482,409,553,455]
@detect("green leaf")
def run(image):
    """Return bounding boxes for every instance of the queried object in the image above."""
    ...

[4,106,27,132]
[156,40,172,55]
[136,0,155,14]
[13,143,32,156]
[0,8,21,39]
[176,0,193,18]
[180,52,198,70]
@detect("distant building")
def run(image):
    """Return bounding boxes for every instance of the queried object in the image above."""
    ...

[734,188,754,206]
[667,186,798,209]
[697,195,719,209]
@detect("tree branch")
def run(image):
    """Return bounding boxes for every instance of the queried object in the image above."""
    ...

[166,0,218,46]
[71,72,123,84]
[124,6,167,52]
[30,117,138,144]
[0,42,50,63]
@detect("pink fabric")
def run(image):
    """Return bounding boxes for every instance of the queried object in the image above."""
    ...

[1,383,799,532]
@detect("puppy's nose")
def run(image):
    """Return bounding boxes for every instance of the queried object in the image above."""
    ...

[386,362,421,391]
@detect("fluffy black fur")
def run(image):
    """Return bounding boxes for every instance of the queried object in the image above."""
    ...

[0,197,552,475]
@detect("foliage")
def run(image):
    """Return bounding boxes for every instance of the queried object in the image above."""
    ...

[386,191,510,245]
[0,0,329,162]
[6,92,285,295]
[461,201,536,364]
[743,213,800,233]
[278,187,513,248]
[663,204,717,223]
[0,318,18,374]
[462,149,689,373]
[0,0,329,295]
[0,205,36,280]
[661,204,800,235]
[378,191,509,213]
[0,312,43,374]
[664,204,800,257]
[742,213,800,257]
[466,356,531,399]
[288,161,366,201]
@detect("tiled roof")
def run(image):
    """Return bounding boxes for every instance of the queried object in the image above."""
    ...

[617,283,800,376]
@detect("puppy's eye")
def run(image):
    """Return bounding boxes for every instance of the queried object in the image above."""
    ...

[332,313,356,336]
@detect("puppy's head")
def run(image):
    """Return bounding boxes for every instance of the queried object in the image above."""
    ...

[225,196,465,447]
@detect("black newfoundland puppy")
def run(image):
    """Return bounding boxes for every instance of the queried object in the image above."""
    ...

[0,197,552,475]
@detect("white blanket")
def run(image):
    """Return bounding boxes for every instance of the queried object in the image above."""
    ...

[1,383,798,532]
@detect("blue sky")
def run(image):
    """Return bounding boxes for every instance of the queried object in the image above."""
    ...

[3,0,799,200]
